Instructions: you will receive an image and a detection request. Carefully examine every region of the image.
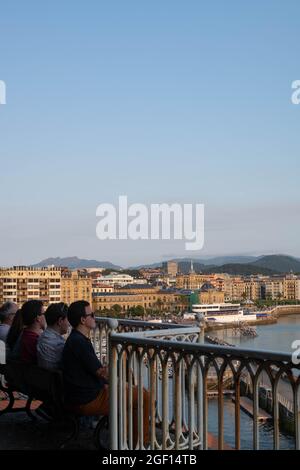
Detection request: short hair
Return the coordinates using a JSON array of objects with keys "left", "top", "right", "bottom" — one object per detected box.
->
[
  {"left": 45, "top": 302, "right": 68, "bottom": 326},
  {"left": 68, "top": 300, "right": 90, "bottom": 328},
  {"left": 21, "top": 300, "right": 44, "bottom": 327},
  {"left": 0, "top": 301, "right": 16, "bottom": 322}
]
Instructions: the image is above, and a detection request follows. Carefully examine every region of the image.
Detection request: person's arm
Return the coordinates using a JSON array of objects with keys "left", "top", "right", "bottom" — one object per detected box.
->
[{"left": 95, "top": 366, "right": 108, "bottom": 380}]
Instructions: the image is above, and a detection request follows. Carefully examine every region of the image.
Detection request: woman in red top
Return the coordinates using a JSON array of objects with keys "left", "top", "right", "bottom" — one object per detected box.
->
[{"left": 20, "top": 300, "right": 46, "bottom": 364}]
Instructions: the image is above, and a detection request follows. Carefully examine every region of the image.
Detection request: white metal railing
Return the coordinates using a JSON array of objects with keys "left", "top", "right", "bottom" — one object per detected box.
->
[{"left": 93, "top": 317, "right": 300, "bottom": 451}]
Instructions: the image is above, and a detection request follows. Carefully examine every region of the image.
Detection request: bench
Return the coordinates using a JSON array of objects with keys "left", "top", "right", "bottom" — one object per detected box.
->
[
  {"left": 0, "top": 358, "right": 109, "bottom": 449},
  {"left": 1, "top": 360, "right": 64, "bottom": 420}
]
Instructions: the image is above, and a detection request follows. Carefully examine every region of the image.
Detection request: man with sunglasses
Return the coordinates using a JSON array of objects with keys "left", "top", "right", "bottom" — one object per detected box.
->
[
  {"left": 37, "top": 302, "right": 69, "bottom": 370},
  {"left": 62, "top": 300, "right": 150, "bottom": 447},
  {"left": 62, "top": 301, "right": 108, "bottom": 414}
]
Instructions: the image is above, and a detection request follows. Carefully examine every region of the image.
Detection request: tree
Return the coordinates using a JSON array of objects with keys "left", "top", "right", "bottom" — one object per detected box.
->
[
  {"left": 111, "top": 304, "right": 122, "bottom": 316},
  {"left": 154, "top": 298, "right": 163, "bottom": 312},
  {"left": 135, "top": 305, "right": 145, "bottom": 318}
]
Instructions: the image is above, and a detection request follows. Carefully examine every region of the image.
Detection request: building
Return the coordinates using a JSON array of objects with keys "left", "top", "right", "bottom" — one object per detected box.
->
[
  {"left": 0, "top": 266, "right": 62, "bottom": 305},
  {"left": 92, "top": 283, "right": 114, "bottom": 294},
  {"left": 95, "top": 273, "right": 135, "bottom": 287},
  {"left": 0, "top": 266, "right": 95, "bottom": 307},
  {"left": 139, "top": 268, "right": 163, "bottom": 281},
  {"left": 93, "top": 292, "right": 145, "bottom": 312},
  {"left": 162, "top": 261, "right": 178, "bottom": 277},
  {"left": 283, "top": 275, "right": 300, "bottom": 301},
  {"left": 199, "top": 288, "right": 225, "bottom": 305},
  {"left": 93, "top": 287, "right": 189, "bottom": 313},
  {"left": 117, "top": 284, "right": 160, "bottom": 294},
  {"left": 243, "top": 279, "right": 263, "bottom": 301},
  {"left": 176, "top": 274, "right": 214, "bottom": 290},
  {"left": 61, "top": 270, "right": 92, "bottom": 305},
  {"left": 264, "top": 277, "right": 284, "bottom": 300}
]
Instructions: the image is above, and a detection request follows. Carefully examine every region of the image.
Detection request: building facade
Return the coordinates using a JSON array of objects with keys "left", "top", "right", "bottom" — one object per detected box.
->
[
  {"left": 61, "top": 270, "right": 92, "bottom": 305},
  {"left": 0, "top": 266, "right": 62, "bottom": 305},
  {"left": 0, "top": 267, "right": 92, "bottom": 307},
  {"left": 162, "top": 261, "right": 178, "bottom": 277}
]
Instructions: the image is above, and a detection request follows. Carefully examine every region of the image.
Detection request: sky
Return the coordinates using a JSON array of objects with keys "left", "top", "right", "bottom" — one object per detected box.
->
[{"left": 0, "top": 1, "right": 300, "bottom": 267}]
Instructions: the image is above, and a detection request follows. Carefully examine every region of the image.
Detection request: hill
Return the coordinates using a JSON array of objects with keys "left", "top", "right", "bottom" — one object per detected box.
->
[
  {"left": 32, "top": 256, "right": 122, "bottom": 270},
  {"left": 201, "top": 263, "right": 278, "bottom": 276},
  {"left": 251, "top": 255, "right": 300, "bottom": 273}
]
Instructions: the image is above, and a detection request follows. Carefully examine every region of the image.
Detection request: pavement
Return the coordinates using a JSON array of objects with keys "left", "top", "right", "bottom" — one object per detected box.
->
[
  {"left": 0, "top": 395, "right": 231, "bottom": 450},
  {"left": 0, "top": 396, "right": 97, "bottom": 450}
]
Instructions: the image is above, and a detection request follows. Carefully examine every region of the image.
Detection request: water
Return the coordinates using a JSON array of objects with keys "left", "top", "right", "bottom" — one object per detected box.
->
[
  {"left": 140, "top": 317, "right": 299, "bottom": 449},
  {"left": 207, "top": 314, "right": 300, "bottom": 450},
  {"left": 208, "top": 398, "right": 295, "bottom": 450},
  {"left": 213, "top": 314, "right": 300, "bottom": 353}
]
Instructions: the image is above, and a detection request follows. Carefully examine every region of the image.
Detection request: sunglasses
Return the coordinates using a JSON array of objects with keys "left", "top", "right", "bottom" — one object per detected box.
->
[{"left": 84, "top": 312, "right": 95, "bottom": 319}]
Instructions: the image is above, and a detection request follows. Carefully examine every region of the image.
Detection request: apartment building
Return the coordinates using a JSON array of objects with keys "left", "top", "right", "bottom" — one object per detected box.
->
[
  {"left": 61, "top": 270, "right": 92, "bottom": 305},
  {"left": 283, "top": 275, "right": 300, "bottom": 301},
  {"left": 0, "top": 266, "right": 62, "bottom": 305},
  {"left": 264, "top": 278, "right": 284, "bottom": 300},
  {"left": 0, "top": 266, "right": 92, "bottom": 306}
]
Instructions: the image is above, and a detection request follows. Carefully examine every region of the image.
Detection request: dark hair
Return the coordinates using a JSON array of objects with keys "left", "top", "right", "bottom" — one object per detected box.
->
[
  {"left": 45, "top": 302, "right": 68, "bottom": 326},
  {"left": 21, "top": 300, "right": 44, "bottom": 327},
  {"left": 6, "top": 309, "right": 23, "bottom": 350},
  {"left": 68, "top": 300, "right": 90, "bottom": 328}
]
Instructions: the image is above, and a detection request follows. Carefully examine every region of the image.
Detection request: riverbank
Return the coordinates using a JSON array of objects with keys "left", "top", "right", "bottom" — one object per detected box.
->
[
  {"left": 204, "top": 305, "right": 300, "bottom": 332},
  {"left": 205, "top": 317, "right": 277, "bottom": 332},
  {"left": 271, "top": 305, "right": 300, "bottom": 316}
]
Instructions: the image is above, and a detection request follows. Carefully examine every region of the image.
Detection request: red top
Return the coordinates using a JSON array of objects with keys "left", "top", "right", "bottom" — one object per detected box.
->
[{"left": 20, "top": 329, "right": 39, "bottom": 364}]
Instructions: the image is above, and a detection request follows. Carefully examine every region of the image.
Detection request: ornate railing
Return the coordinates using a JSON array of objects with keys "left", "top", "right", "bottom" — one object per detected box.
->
[{"left": 94, "top": 317, "right": 300, "bottom": 451}]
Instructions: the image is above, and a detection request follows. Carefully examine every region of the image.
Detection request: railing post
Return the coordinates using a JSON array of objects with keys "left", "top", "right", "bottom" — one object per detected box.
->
[
  {"left": 108, "top": 319, "right": 119, "bottom": 450},
  {"left": 197, "top": 314, "right": 205, "bottom": 449},
  {"left": 293, "top": 383, "right": 300, "bottom": 450}
]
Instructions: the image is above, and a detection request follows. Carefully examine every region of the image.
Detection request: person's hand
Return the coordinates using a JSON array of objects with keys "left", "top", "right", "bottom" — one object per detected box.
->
[{"left": 99, "top": 366, "right": 108, "bottom": 379}]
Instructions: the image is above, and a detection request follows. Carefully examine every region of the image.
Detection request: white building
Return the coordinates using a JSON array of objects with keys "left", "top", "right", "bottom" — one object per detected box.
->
[{"left": 95, "top": 273, "right": 135, "bottom": 287}]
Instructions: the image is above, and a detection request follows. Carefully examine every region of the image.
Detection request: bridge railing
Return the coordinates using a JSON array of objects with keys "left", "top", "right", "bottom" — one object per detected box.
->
[{"left": 94, "top": 317, "right": 300, "bottom": 450}]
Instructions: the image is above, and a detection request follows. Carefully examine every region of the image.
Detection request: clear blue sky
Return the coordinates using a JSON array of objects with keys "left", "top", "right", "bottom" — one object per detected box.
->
[{"left": 0, "top": 1, "right": 299, "bottom": 267}]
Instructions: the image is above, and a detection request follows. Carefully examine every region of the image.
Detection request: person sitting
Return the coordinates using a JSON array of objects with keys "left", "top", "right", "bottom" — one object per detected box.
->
[
  {"left": 6, "top": 308, "right": 24, "bottom": 361},
  {"left": 62, "top": 300, "right": 150, "bottom": 448},
  {"left": 0, "top": 302, "right": 18, "bottom": 342},
  {"left": 62, "top": 301, "right": 108, "bottom": 410},
  {"left": 20, "top": 300, "right": 46, "bottom": 364},
  {"left": 37, "top": 302, "right": 69, "bottom": 370}
]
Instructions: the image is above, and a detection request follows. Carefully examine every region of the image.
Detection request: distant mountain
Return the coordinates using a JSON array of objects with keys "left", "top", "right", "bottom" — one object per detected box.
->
[
  {"left": 32, "top": 257, "right": 122, "bottom": 270},
  {"left": 199, "top": 256, "right": 259, "bottom": 266},
  {"left": 31, "top": 254, "right": 300, "bottom": 275},
  {"left": 130, "top": 262, "right": 163, "bottom": 270},
  {"left": 130, "top": 256, "right": 259, "bottom": 270},
  {"left": 202, "top": 263, "right": 278, "bottom": 276},
  {"left": 251, "top": 255, "right": 300, "bottom": 273}
]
